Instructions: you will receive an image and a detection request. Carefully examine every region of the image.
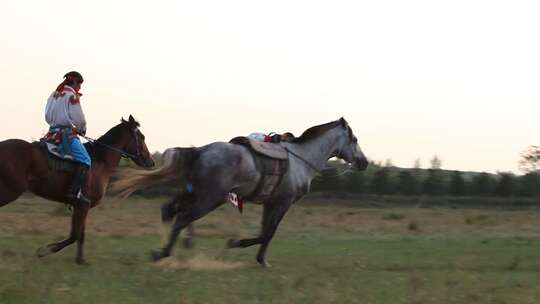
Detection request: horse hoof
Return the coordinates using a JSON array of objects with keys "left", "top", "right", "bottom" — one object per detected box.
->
[
  {"left": 151, "top": 249, "right": 167, "bottom": 262},
  {"left": 36, "top": 246, "right": 53, "bottom": 258},
  {"left": 226, "top": 239, "right": 238, "bottom": 248},
  {"left": 76, "top": 257, "right": 89, "bottom": 265},
  {"left": 75, "top": 257, "right": 90, "bottom": 266},
  {"left": 259, "top": 261, "right": 272, "bottom": 268},
  {"left": 256, "top": 255, "right": 271, "bottom": 268}
]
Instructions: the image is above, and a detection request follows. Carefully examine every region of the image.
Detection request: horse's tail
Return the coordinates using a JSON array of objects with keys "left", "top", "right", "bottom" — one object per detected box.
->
[{"left": 110, "top": 147, "right": 198, "bottom": 198}]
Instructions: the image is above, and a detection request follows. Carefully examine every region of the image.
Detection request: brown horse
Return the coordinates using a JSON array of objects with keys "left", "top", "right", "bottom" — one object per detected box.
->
[{"left": 0, "top": 115, "right": 154, "bottom": 264}]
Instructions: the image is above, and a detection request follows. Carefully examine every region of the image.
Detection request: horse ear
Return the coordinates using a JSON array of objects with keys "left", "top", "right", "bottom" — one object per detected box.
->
[
  {"left": 339, "top": 117, "right": 347, "bottom": 127},
  {"left": 129, "top": 115, "right": 135, "bottom": 123},
  {"left": 121, "top": 117, "right": 127, "bottom": 124}
]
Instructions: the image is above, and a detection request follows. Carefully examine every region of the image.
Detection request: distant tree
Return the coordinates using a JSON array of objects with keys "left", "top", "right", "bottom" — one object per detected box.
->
[
  {"left": 344, "top": 171, "right": 367, "bottom": 193},
  {"left": 449, "top": 171, "right": 466, "bottom": 196},
  {"left": 312, "top": 167, "right": 344, "bottom": 193},
  {"left": 519, "top": 172, "right": 540, "bottom": 197},
  {"left": 422, "top": 155, "right": 445, "bottom": 195},
  {"left": 397, "top": 171, "right": 420, "bottom": 195},
  {"left": 414, "top": 158, "right": 422, "bottom": 170},
  {"left": 385, "top": 158, "right": 394, "bottom": 167},
  {"left": 430, "top": 155, "right": 442, "bottom": 170},
  {"left": 494, "top": 172, "right": 518, "bottom": 197},
  {"left": 519, "top": 146, "right": 540, "bottom": 173},
  {"left": 469, "top": 172, "right": 497, "bottom": 196},
  {"left": 152, "top": 151, "right": 163, "bottom": 165},
  {"left": 370, "top": 167, "right": 393, "bottom": 195}
]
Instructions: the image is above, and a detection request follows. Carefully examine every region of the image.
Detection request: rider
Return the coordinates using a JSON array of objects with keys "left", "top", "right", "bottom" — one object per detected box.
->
[{"left": 44, "top": 71, "right": 91, "bottom": 204}]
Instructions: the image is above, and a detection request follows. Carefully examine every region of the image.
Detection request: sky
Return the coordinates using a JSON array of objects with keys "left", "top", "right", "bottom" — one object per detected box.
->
[{"left": 0, "top": 0, "right": 538, "bottom": 173}]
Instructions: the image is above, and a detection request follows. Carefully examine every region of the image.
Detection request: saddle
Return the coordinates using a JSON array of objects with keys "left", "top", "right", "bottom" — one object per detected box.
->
[
  {"left": 229, "top": 136, "right": 289, "bottom": 202},
  {"left": 33, "top": 141, "right": 78, "bottom": 173},
  {"left": 230, "top": 136, "right": 288, "bottom": 160}
]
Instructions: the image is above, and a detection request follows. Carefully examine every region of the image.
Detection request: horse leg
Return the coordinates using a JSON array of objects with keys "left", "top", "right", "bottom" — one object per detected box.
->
[
  {"left": 227, "top": 199, "right": 292, "bottom": 267},
  {"left": 160, "top": 192, "right": 196, "bottom": 249},
  {"left": 255, "top": 201, "right": 292, "bottom": 267},
  {"left": 152, "top": 194, "right": 223, "bottom": 261},
  {"left": 160, "top": 192, "right": 184, "bottom": 222},
  {"left": 75, "top": 208, "right": 89, "bottom": 265},
  {"left": 182, "top": 223, "right": 195, "bottom": 249},
  {"left": 36, "top": 204, "right": 90, "bottom": 262}
]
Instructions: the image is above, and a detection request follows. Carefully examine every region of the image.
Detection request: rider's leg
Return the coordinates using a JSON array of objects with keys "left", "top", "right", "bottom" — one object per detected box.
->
[{"left": 66, "top": 137, "right": 92, "bottom": 204}]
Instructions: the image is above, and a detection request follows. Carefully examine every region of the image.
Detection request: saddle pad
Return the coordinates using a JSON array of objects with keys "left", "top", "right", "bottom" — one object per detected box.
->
[
  {"left": 248, "top": 140, "right": 288, "bottom": 160},
  {"left": 229, "top": 136, "right": 288, "bottom": 160},
  {"left": 32, "top": 141, "right": 77, "bottom": 172},
  {"left": 45, "top": 142, "right": 75, "bottom": 161}
]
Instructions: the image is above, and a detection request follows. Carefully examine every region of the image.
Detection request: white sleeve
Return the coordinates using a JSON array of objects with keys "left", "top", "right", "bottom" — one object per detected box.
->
[
  {"left": 44, "top": 93, "right": 54, "bottom": 125},
  {"left": 68, "top": 98, "right": 87, "bottom": 133}
]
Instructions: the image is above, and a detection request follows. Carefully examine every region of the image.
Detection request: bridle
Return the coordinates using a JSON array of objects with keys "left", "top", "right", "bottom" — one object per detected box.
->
[
  {"left": 80, "top": 128, "right": 142, "bottom": 162},
  {"left": 285, "top": 125, "right": 358, "bottom": 176}
]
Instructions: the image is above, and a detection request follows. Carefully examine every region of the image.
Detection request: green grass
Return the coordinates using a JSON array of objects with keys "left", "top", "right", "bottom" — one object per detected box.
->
[
  {"left": 2, "top": 235, "right": 540, "bottom": 303},
  {"left": 2, "top": 196, "right": 540, "bottom": 303}
]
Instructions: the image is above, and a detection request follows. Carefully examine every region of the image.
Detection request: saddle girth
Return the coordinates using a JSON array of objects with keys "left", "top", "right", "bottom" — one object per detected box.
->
[{"left": 230, "top": 137, "right": 289, "bottom": 202}]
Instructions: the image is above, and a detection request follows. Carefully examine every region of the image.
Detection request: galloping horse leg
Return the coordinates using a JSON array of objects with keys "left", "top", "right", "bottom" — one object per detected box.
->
[
  {"left": 228, "top": 198, "right": 292, "bottom": 267},
  {"left": 36, "top": 203, "right": 90, "bottom": 263},
  {"left": 160, "top": 192, "right": 184, "bottom": 222},
  {"left": 160, "top": 192, "right": 196, "bottom": 249},
  {"left": 76, "top": 202, "right": 92, "bottom": 264},
  {"left": 152, "top": 194, "right": 223, "bottom": 261},
  {"left": 182, "top": 223, "right": 195, "bottom": 249}
]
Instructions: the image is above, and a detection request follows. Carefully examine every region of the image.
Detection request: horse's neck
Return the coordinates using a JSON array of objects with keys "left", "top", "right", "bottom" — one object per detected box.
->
[
  {"left": 289, "top": 128, "right": 341, "bottom": 172},
  {"left": 90, "top": 137, "right": 126, "bottom": 179}
]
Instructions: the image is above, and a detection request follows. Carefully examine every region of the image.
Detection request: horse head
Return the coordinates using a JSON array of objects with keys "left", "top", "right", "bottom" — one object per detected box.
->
[
  {"left": 120, "top": 115, "right": 155, "bottom": 168},
  {"left": 334, "top": 117, "right": 369, "bottom": 171}
]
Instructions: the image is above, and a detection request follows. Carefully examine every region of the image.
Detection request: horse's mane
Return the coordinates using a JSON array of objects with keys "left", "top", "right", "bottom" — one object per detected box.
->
[{"left": 292, "top": 119, "right": 343, "bottom": 143}]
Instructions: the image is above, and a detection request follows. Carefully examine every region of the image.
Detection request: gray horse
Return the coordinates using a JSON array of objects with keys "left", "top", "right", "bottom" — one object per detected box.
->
[{"left": 112, "top": 118, "right": 368, "bottom": 267}]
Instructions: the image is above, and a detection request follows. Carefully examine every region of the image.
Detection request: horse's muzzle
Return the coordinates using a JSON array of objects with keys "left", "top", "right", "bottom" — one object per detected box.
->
[{"left": 355, "top": 157, "right": 369, "bottom": 171}]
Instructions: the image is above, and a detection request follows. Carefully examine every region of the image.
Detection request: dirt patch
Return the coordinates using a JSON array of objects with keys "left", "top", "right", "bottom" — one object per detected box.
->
[{"left": 153, "top": 254, "right": 246, "bottom": 271}]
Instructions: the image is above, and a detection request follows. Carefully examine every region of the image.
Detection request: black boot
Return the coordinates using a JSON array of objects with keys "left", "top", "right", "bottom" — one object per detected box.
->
[{"left": 67, "top": 165, "right": 91, "bottom": 204}]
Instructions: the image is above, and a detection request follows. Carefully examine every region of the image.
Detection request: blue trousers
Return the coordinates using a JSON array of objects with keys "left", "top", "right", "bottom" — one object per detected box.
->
[{"left": 69, "top": 137, "right": 91, "bottom": 167}]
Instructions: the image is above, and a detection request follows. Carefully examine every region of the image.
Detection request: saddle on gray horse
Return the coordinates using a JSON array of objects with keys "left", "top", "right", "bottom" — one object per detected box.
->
[{"left": 230, "top": 137, "right": 289, "bottom": 202}]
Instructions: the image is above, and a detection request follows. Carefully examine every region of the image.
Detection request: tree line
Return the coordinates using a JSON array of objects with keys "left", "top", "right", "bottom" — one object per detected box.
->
[
  {"left": 313, "top": 147, "right": 540, "bottom": 197},
  {"left": 311, "top": 162, "right": 540, "bottom": 197},
  {"left": 123, "top": 148, "right": 540, "bottom": 198}
]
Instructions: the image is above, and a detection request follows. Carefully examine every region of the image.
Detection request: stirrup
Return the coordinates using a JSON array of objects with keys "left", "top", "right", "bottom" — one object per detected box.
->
[{"left": 67, "top": 190, "right": 91, "bottom": 204}]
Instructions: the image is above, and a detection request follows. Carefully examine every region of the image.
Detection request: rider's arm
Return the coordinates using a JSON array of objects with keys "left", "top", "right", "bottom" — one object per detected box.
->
[
  {"left": 44, "top": 93, "right": 55, "bottom": 125},
  {"left": 68, "top": 95, "right": 87, "bottom": 135}
]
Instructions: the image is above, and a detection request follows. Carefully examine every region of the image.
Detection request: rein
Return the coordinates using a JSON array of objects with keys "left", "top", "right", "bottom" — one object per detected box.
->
[
  {"left": 283, "top": 146, "right": 322, "bottom": 173},
  {"left": 80, "top": 131, "right": 139, "bottom": 160},
  {"left": 284, "top": 146, "right": 354, "bottom": 177}
]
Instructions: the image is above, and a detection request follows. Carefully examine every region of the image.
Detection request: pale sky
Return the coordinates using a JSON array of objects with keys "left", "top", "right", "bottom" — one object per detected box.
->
[{"left": 1, "top": 0, "right": 539, "bottom": 173}]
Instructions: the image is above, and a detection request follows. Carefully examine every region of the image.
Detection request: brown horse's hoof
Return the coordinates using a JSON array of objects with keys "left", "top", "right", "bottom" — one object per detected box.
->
[
  {"left": 36, "top": 246, "right": 54, "bottom": 258},
  {"left": 151, "top": 249, "right": 168, "bottom": 262}
]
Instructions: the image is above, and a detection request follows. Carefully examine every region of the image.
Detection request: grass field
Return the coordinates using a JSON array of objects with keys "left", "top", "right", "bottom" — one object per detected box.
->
[{"left": 1, "top": 195, "right": 540, "bottom": 304}]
